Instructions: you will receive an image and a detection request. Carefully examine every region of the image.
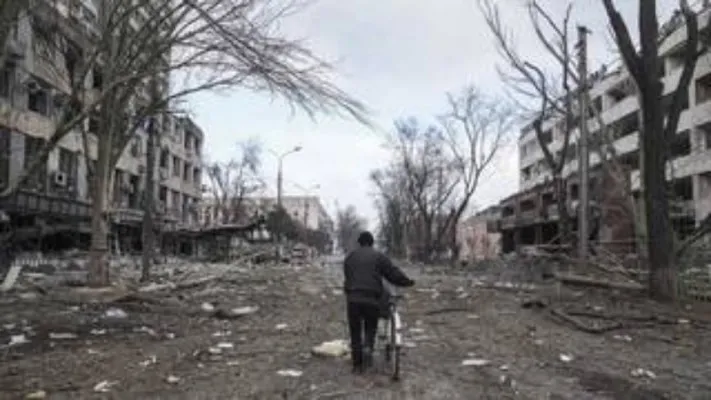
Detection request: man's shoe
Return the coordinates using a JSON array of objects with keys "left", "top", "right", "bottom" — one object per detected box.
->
[
  {"left": 352, "top": 363, "right": 364, "bottom": 374},
  {"left": 362, "top": 348, "right": 373, "bottom": 369}
]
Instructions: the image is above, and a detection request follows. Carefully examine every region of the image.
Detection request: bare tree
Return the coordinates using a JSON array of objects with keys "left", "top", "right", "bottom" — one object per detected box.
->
[
  {"left": 479, "top": 0, "right": 579, "bottom": 249},
  {"left": 438, "top": 85, "right": 513, "bottom": 262},
  {"left": 601, "top": 0, "right": 702, "bottom": 300},
  {"left": 205, "top": 139, "right": 264, "bottom": 225},
  {"left": 1, "top": 0, "right": 370, "bottom": 286},
  {"left": 336, "top": 205, "right": 367, "bottom": 253},
  {"left": 388, "top": 118, "right": 460, "bottom": 262},
  {"left": 371, "top": 164, "right": 415, "bottom": 258}
]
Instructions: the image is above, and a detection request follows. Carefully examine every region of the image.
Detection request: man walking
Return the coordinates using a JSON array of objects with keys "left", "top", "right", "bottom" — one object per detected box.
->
[{"left": 343, "top": 231, "right": 414, "bottom": 373}]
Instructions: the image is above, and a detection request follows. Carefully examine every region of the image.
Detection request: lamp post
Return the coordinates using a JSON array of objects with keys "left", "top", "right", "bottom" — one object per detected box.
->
[
  {"left": 270, "top": 146, "right": 302, "bottom": 210},
  {"left": 269, "top": 146, "right": 302, "bottom": 260}
]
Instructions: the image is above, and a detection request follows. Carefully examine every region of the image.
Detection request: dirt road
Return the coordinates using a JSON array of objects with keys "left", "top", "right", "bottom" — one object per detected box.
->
[{"left": 1, "top": 260, "right": 711, "bottom": 399}]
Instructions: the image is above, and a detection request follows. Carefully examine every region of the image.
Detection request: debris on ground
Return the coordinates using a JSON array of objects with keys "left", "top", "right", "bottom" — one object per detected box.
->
[
  {"left": 277, "top": 369, "right": 303, "bottom": 378},
  {"left": 312, "top": 339, "right": 350, "bottom": 358},
  {"left": 1, "top": 255, "right": 710, "bottom": 399}
]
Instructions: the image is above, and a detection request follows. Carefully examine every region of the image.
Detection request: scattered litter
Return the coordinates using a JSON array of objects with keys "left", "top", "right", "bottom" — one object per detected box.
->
[
  {"left": 135, "top": 326, "right": 157, "bottom": 336},
  {"left": 275, "top": 323, "right": 289, "bottom": 330},
  {"left": 231, "top": 306, "right": 258, "bottom": 316},
  {"left": 49, "top": 332, "right": 78, "bottom": 340},
  {"left": 678, "top": 318, "right": 690, "bottom": 325},
  {"left": 208, "top": 347, "right": 223, "bottom": 355},
  {"left": 533, "top": 339, "right": 544, "bottom": 346},
  {"left": 613, "top": 334, "right": 632, "bottom": 342},
  {"left": 312, "top": 339, "right": 350, "bottom": 357},
  {"left": 461, "top": 358, "right": 490, "bottom": 367},
  {"left": 8, "top": 334, "right": 29, "bottom": 346},
  {"left": 212, "top": 331, "right": 231, "bottom": 337},
  {"left": 559, "top": 354, "right": 574, "bottom": 363},
  {"left": 104, "top": 308, "right": 128, "bottom": 319},
  {"left": 1, "top": 265, "right": 22, "bottom": 292},
  {"left": 93, "top": 380, "right": 118, "bottom": 393},
  {"left": 3, "top": 323, "right": 16, "bottom": 330},
  {"left": 24, "top": 390, "right": 47, "bottom": 399},
  {"left": 87, "top": 349, "right": 100, "bottom": 355},
  {"left": 467, "top": 314, "right": 480, "bottom": 320},
  {"left": 217, "top": 342, "right": 234, "bottom": 349},
  {"left": 410, "top": 328, "right": 425, "bottom": 334},
  {"left": 402, "top": 341, "right": 417, "bottom": 348},
  {"left": 90, "top": 329, "right": 107, "bottom": 336},
  {"left": 201, "top": 302, "right": 216, "bottom": 312},
  {"left": 166, "top": 375, "right": 181, "bottom": 384},
  {"left": 140, "top": 355, "right": 157, "bottom": 367},
  {"left": 500, "top": 364, "right": 510, "bottom": 371},
  {"left": 165, "top": 332, "right": 176, "bottom": 340},
  {"left": 631, "top": 368, "right": 656, "bottom": 379},
  {"left": 227, "top": 360, "right": 240, "bottom": 366},
  {"left": 277, "top": 369, "right": 303, "bottom": 377}
]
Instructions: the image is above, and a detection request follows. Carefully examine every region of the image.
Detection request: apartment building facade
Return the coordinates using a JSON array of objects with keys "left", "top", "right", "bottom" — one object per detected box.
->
[
  {"left": 497, "top": 7, "right": 711, "bottom": 253},
  {"left": 0, "top": 0, "right": 204, "bottom": 251}
]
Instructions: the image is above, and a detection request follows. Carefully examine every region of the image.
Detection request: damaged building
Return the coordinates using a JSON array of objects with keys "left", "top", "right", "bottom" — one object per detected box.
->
[
  {"left": 495, "top": 8, "right": 711, "bottom": 254},
  {"left": 0, "top": 1, "right": 205, "bottom": 256}
]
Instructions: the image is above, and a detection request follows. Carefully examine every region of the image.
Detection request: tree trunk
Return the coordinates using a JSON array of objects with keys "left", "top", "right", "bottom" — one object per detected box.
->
[
  {"left": 554, "top": 175, "right": 572, "bottom": 250},
  {"left": 141, "top": 116, "right": 157, "bottom": 282},
  {"left": 87, "top": 141, "right": 111, "bottom": 287},
  {"left": 641, "top": 81, "right": 676, "bottom": 300},
  {"left": 639, "top": 2, "right": 676, "bottom": 301}
]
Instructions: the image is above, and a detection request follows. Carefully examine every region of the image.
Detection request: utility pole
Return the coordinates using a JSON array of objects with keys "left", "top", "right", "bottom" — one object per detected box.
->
[{"left": 577, "top": 26, "right": 590, "bottom": 260}]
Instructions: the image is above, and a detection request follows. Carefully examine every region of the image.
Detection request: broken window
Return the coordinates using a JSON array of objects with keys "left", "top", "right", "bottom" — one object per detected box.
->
[
  {"left": 0, "top": 129, "right": 9, "bottom": 190},
  {"left": 159, "top": 148, "right": 169, "bottom": 168},
  {"left": 22, "top": 135, "right": 47, "bottom": 191},
  {"left": 696, "top": 73, "right": 711, "bottom": 105},
  {"left": 0, "top": 66, "right": 11, "bottom": 98},
  {"left": 193, "top": 167, "right": 200, "bottom": 184},
  {"left": 27, "top": 79, "right": 51, "bottom": 116},
  {"left": 172, "top": 156, "right": 180, "bottom": 177},
  {"left": 183, "top": 162, "right": 191, "bottom": 182},
  {"left": 159, "top": 185, "right": 167, "bottom": 202},
  {"left": 58, "top": 147, "right": 77, "bottom": 188},
  {"left": 670, "top": 130, "right": 691, "bottom": 158},
  {"left": 92, "top": 67, "right": 103, "bottom": 89}
]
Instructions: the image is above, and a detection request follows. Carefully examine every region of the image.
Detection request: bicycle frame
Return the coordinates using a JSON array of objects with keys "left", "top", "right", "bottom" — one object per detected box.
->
[{"left": 386, "top": 301, "right": 402, "bottom": 347}]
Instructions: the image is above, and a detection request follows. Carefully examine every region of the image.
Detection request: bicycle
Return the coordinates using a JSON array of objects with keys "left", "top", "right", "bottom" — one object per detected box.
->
[{"left": 379, "top": 290, "right": 404, "bottom": 381}]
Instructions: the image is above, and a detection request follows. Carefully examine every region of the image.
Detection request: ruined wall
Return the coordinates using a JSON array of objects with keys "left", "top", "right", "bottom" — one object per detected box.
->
[{"left": 598, "top": 165, "right": 636, "bottom": 255}]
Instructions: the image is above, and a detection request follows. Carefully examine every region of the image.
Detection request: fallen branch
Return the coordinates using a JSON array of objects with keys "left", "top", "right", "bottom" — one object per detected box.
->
[
  {"left": 555, "top": 273, "right": 645, "bottom": 292},
  {"left": 424, "top": 306, "right": 473, "bottom": 316},
  {"left": 548, "top": 307, "right": 622, "bottom": 334}
]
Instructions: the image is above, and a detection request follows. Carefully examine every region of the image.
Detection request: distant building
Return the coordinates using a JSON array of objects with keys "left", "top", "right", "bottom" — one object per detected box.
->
[
  {"left": 199, "top": 195, "right": 334, "bottom": 233},
  {"left": 457, "top": 206, "right": 501, "bottom": 262}
]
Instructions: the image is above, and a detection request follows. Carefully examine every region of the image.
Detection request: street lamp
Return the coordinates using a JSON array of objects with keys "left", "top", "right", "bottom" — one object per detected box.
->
[
  {"left": 268, "top": 146, "right": 302, "bottom": 260},
  {"left": 269, "top": 146, "right": 302, "bottom": 209}
]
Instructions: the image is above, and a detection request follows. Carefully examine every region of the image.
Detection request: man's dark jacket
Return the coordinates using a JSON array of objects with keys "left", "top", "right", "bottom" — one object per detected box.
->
[{"left": 343, "top": 247, "right": 414, "bottom": 307}]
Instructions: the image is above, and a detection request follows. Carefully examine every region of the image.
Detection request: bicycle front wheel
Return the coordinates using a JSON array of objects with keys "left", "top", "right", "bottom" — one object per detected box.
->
[{"left": 389, "top": 311, "right": 401, "bottom": 381}]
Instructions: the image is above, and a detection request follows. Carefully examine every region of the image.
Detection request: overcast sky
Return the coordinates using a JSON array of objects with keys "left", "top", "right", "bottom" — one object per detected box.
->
[{"left": 187, "top": 0, "right": 676, "bottom": 228}]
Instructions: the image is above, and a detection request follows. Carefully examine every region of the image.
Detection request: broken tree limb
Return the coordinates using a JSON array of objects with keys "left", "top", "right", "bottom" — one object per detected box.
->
[
  {"left": 554, "top": 273, "right": 645, "bottom": 292},
  {"left": 548, "top": 307, "right": 623, "bottom": 334},
  {"left": 424, "top": 306, "right": 473, "bottom": 316}
]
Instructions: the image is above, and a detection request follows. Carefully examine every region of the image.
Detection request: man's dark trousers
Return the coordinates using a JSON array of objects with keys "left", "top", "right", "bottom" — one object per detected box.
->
[{"left": 346, "top": 301, "right": 380, "bottom": 369}]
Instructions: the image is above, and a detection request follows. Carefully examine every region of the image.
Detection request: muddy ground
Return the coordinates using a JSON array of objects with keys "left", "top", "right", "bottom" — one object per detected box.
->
[{"left": 1, "top": 259, "right": 711, "bottom": 399}]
